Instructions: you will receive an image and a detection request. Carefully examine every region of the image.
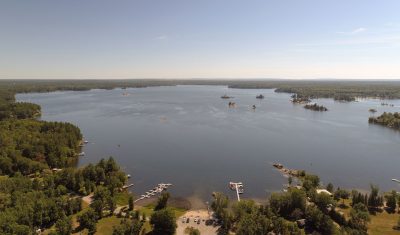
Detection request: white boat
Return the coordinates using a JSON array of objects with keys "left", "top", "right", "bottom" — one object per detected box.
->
[
  {"left": 229, "top": 182, "right": 243, "bottom": 190},
  {"left": 78, "top": 152, "right": 85, "bottom": 156},
  {"left": 238, "top": 185, "right": 244, "bottom": 194},
  {"left": 126, "top": 174, "right": 131, "bottom": 178}
]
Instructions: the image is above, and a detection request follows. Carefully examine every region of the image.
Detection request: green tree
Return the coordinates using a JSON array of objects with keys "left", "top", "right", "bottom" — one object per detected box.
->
[
  {"left": 334, "top": 188, "right": 350, "bottom": 206},
  {"left": 55, "top": 215, "right": 72, "bottom": 235},
  {"left": 326, "top": 183, "right": 334, "bottom": 193},
  {"left": 91, "top": 199, "right": 104, "bottom": 218},
  {"left": 154, "top": 192, "right": 170, "bottom": 211},
  {"left": 368, "top": 184, "right": 382, "bottom": 209},
  {"left": 349, "top": 203, "right": 370, "bottom": 233},
  {"left": 128, "top": 195, "right": 134, "bottom": 211},
  {"left": 211, "top": 192, "right": 229, "bottom": 220},
  {"left": 269, "top": 189, "right": 306, "bottom": 219},
  {"left": 315, "top": 192, "right": 335, "bottom": 212},
  {"left": 305, "top": 205, "right": 335, "bottom": 234},
  {"left": 112, "top": 219, "right": 142, "bottom": 235},
  {"left": 386, "top": 190, "right": 397, "bottom": 213},
  {"left": 77, "top": 208, "right": 98, "bottom": 234},
  {"left": 185, "top": 227, "right": 201, "bottom": 235},
  {"left": 150, "top": 208, "right": 177, "bottom": 235}
]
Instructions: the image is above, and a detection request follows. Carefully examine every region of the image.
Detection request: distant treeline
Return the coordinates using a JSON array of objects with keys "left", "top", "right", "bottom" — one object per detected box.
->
[
  {"left": 228, "top": 80, "right": 400, "bottom": 101},
  {"left": 2, "top": 80, "right": 400, "bottom": 105},
  {"left": 369, "top": 112, "right": 400, "bottom": 130}
]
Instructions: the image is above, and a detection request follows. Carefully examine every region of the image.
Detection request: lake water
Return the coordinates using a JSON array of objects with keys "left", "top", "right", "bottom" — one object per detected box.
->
[{"left": 17, "top": 85, "right": 400, "bottom": 202}]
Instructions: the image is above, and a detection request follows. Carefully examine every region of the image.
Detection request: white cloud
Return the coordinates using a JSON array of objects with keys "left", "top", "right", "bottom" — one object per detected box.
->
[
  {"left": 337, "top": 27, "right": 367, "bottom": 35},
  {"left": 297, "top": 35, "right": 400, "bottom": 47}
]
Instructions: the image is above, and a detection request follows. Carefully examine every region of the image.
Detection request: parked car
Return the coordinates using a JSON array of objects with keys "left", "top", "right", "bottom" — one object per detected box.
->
[{"left": 205, "top": 219, "right": 213, "bottom": 226}]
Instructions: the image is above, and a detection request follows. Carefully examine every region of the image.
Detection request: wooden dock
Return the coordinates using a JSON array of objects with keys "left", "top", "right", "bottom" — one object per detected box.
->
[
  {"left": 229, "top": 182, "right": 244, "bottom": 201},
  {"left": 134, "top": 183, "right": 173, "bottom": 203}
]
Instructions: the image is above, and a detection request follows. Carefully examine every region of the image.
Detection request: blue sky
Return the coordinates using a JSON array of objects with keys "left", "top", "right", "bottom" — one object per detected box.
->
[{"left": 1, "top": 0, "right": 400, "bottom": 79}]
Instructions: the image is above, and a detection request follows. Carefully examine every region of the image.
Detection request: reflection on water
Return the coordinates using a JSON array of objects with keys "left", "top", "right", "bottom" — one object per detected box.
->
[{"left": 17, "top": 85, "right": 400, "bottom": 201}]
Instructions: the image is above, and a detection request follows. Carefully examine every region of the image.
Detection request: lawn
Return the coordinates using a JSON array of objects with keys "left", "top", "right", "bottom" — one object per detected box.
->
[
  {"left": 369, "top": 210, "right": 399, "bottom": 235},
  {"left": 95, "top": 216, "right": 124, "bottom": 235},
  {"left": 335, "top": 198, "right": 400, "bottom": 234},
  {"left": 138, "top": 204, "right": 187, "bottom": 234},
  {"left": 115, "top": 191, "right": 133, "bottom": 206}
]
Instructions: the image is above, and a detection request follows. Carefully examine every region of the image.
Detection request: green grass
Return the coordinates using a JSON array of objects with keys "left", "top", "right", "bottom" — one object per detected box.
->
[
  {"left": 95, "top": 216, "right": 124, "bottom": 235},
  {"left": 369, "top": 211, "right": 399, "bottom": 235},
  {"left": 335, "top": 198, "right": 400, "bottom": 234},
  {"left": 138, "top": 204, "right": 187, "bottom": 234},
  {"left": 114, "top": 191, "right": 132, "bottom": 206},
  {"left": 43, "top": 196, "right": 186, "bottom": 235}
]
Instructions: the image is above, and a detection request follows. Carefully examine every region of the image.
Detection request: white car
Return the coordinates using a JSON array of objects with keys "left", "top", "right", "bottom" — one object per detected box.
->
[{"left": 181, "top": 217, "right": 186, "bottom": 223}]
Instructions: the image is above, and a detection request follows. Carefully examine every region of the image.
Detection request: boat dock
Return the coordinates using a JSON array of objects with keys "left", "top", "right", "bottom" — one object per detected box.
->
[
  {"left": 229, "top": 182, "right": 244, "bottom": 201},
  {"left": 134, "top": 183, "right": 173, "bottom": 203},
  {"left": 122, "top": 183, "right": 134, "bottom": 190}
]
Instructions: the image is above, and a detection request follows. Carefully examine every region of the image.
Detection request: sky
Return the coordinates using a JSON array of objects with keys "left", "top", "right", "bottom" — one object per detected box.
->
[{"left": 1, "top": 0, "right": 400, "bottom": 80}]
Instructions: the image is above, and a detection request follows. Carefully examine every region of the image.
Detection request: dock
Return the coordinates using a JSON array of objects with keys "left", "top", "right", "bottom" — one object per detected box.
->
[
  {"left": 229, "top": 182, "right": 244, "bottom": 201},
  {"left": 122, "top": 183, "right": 134, "bottom": 190},
  {"left": 134, "top": 183, "right": 173, "bottom": 203}
]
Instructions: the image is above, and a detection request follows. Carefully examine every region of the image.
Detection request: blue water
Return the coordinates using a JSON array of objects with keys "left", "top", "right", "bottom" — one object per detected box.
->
[{"left": 17, "top": 85, "right": 400, "bottom": 202}]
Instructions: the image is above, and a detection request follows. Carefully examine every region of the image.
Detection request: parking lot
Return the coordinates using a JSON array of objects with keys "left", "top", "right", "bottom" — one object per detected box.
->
[{"left": 176, "top": 210, "right": 219, "bottom": 235}]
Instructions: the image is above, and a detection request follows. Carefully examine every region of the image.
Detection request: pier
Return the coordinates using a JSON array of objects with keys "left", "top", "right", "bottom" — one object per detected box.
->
[
  {"left": 229, "top": 182, "right": 244, "bottom": 201},
  {"left": 134, "top": 183, "right": 173, "bottom": 203},
  {"left": 122, "top": 183, "right": 134, "bottom": 190}
]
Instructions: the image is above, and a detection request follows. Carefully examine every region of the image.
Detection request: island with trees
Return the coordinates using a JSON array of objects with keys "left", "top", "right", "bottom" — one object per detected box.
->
[
  {"left": 304, "top": 103, "right": 328, "bottom": 112},
  {"left": 291, "top": 95, "right": 311, "bottom": 104},
  {"left": 369, "top": 112, "right": 400, "bottom": 130}
]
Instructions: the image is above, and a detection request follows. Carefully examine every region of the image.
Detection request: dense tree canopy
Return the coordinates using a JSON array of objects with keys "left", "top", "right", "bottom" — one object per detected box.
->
[
  {"left": 369, "top": 112, "right": 400, "bottom": 130},
  {"left": 0, "top": 120, "right": 82, "bottom": 175}
]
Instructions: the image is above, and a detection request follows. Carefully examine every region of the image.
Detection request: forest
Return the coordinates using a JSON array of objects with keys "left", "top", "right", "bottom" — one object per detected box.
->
[
  {"left": 215, "top": 180, "right": 399, "bottom": 235},
  {"left": 0, "top": 81, "right": 128, "bottom": 234}
]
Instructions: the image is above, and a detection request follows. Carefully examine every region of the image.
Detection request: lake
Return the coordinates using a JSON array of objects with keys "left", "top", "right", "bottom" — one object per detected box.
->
[{"left": 17, "top": 85, "right": 400, "bottom": 203}]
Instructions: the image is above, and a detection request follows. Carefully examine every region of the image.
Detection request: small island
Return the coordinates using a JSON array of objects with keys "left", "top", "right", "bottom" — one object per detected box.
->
[
  {"left": 290, "top": 94, "right": 311, "bottom": 104},
  {"left": 369, "top": 108, "right": 377, "bottom": 113},
  {"left": 221, "top": 94, "right": 233, "bottom": 99},
  {"left": 369, "top": 112, "right": 400, "bottom": 130},
  {"left": 304, "top": 103, "right": 328, "bottom": 111}
]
